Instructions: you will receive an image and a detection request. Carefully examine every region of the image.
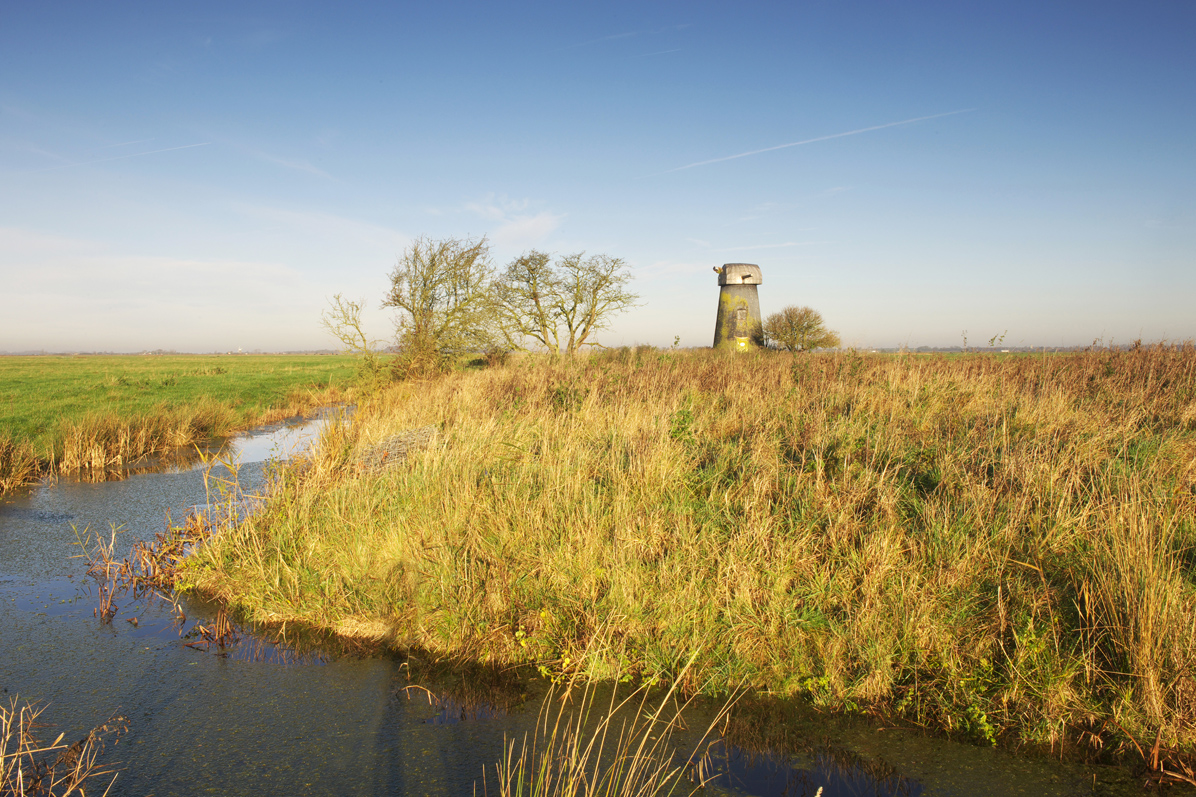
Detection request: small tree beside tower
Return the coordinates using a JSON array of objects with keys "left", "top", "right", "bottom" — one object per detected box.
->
[
  {"left": 710, "top": 263, "right": 839, "bottom": 352},
  {"left": 763, "top": 305, "right": 841, "bottom": 352}
]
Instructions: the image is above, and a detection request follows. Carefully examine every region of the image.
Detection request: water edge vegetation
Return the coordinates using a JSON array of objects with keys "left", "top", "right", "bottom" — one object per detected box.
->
[
  {"left": 0, "top": 354, "right": 359, "bottom": 495},
  {"left": 174, "top": 343, "right": 1196, "bottom": 776},
  {"left": 1, "top": 697, "right": 128, "bottom": 796}
]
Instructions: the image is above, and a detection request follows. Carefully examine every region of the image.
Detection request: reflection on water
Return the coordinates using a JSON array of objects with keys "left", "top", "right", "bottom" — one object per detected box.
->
[
  {"left": 200, "top": 408, "right": 337, "bottom": 467},
  {"left": 399, "top": 687, "right": 506, "bottom": 727},
  {"left": 695, "top": 740, "right": 920, "bottom": 797},
  {"left": 43, "top": 407, "right": 338, "bottom": 485},
  {"left": 0, "top": 507, "right": 77, "bottom": 524},
  {"left": 0, "top": 411, "right": 1158, "bottom": 796}
]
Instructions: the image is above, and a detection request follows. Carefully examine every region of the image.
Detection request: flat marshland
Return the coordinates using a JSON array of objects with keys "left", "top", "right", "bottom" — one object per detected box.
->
[
  {"left": 0, "top": 354, "right": 358, "bottom": 493},
  {"left": 181, "top": 345, "right": 1196, "bottom": 758}
]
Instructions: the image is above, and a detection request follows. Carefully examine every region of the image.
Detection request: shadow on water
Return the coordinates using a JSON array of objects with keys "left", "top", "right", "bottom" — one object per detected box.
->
[
  {"left": 693, "top": 740, "right": 920, "bottom": 797},
  {"left": 398, "top": 683, "right": 510, "bottom": 727},
  {"left": 0, "top": 507, "right": 77, "bottom": 524},
  {"left": 0, "top": 409, "right": 1177, "bottom": 796}
]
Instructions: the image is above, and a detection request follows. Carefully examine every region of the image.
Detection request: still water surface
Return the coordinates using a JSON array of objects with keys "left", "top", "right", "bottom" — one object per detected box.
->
[{"left": 0, "top": 413, "right": 1152, "bottom": 795}]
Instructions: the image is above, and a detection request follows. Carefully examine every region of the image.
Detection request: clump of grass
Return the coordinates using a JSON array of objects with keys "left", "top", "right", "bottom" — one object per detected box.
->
[
  {"left": 55, "top": 399, "right": 238, "bottom": 474},
  {"left": 0, "top": 698, "right": 128, "bottom": 796},
  {"left": 488, "top": 655, "right": 731, "bottom": 797},
  {"left": 492, "top": 689, "right": 689, "bottom": 797},
  {"left": 0, "top": 434, "right": 39, "bottom": 493},
  {"left": 74, "top": 512, "right": 217, "bottom": 626},
  {"left": 181, "top": 343, "right": 1196, "bottom": 763},
  {"left": 74, "top": 524, "right": 125, "bottom": 623},
  {"left": 0, "top": 354, "right": 356, "bottom": 494}
]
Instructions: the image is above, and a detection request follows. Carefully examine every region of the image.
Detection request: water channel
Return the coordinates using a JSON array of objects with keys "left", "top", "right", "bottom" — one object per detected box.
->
[{"left": 0, "top": 413, "right": 1158, "bottom": 795}]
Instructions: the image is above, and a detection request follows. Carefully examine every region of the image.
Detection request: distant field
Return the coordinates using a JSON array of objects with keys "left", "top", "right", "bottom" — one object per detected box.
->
[{"left": 0, "top": 354, "right": 359, "bottom": 491}]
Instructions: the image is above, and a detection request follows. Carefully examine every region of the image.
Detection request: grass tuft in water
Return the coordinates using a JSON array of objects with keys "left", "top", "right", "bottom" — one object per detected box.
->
[
  {"left": 0, "top": 434, "right": 39, "bottom": 494},
  {"left": 0, "top": 698, "right": 128, "bottom": 797}
]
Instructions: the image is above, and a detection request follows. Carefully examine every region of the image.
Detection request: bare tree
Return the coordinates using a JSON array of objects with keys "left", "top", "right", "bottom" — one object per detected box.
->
[
  {"left": 494, "top": 251, "right": 638, "bottom": 356},
  {"left": 383, "top": 236, "right": 496, "bottom": 372},
  {"left": 763, "top": 306, "right": 840, "bottom": 352},
  {"left": 321, "top": 294, "right": 385, "bottom": 385}
]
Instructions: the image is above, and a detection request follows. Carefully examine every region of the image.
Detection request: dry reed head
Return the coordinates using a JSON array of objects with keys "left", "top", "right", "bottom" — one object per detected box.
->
[{"left": 0, "top": 697, "right": 128, "bottom": 797}]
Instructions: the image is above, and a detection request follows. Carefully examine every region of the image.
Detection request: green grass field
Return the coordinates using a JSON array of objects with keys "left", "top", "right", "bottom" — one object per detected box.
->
[{"left": 0, "top": 354, "right": 359, "bottom": 492}]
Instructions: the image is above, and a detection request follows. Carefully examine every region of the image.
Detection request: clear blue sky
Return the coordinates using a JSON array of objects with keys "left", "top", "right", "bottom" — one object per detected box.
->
[{"left": 2, "top": 1, "right": 1192, "bottom": 352}]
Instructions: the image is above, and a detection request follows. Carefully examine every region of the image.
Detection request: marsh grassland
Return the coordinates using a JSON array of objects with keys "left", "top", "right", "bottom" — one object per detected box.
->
[
  {"left": 0, "top": 354, "right": 358, "bottom": 493},
  {"left": 181, "top": 345, "right": 1196, "bottom": 761}
]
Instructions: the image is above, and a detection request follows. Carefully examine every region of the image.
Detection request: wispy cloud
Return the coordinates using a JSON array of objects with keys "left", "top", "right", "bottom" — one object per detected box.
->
[
  {"left": 631, "top": 48, "right": 682, "bottom": 58},
  {"left": 250, "top": 149, "right": 334, "bottom": 179},
  {"left": 0, "top": 225, "right": 325, "bottom": 351},
  {"left": 717, "top": 241, "right": 822, "bottom": 252},
  {"left": 560, "top": 24, "right": 690, "bottom": 53},
  {"left": 736, "top": 201, "right": 782, "bottom": 222},
  {"left": 0, "top": 226, "right": 99, "bottom": 255},
  {"left": 493, "top": 213, "right": 563, "bottom": 248},
  {"left": 15, "top": 144, "right": 72, "bottom": 165},
  {"left": 660, "top": 109, "right": 976, "bottom": 174},
  {"left": 464, "top": 195, "right": 564, "bottom": 249},
  {"left": 314, "top": 128, "right": 340, "bottom": 147},
  {"left": 235, "top": 204, "right": 409, "bottom": 251},
  {"left": 92, "top": 138, "right": 156, "bottom": 151},
  {"left": 558, "top": 30, "right": 642, "bottom": 50},
  {"left": 638, "top": 259, "right": 714, "bottom": 278},
  {"left": 213, "top": 135, "right": 335, "bottom": 179},
  {"left": 598, "top": 30, "right": 640, "bottom": 41},
  {"left": 17, "top": 142, "right": 210, "bottom": 174},
  {"left": 464, "top": 195, "right": 524, "bottom": 222}
]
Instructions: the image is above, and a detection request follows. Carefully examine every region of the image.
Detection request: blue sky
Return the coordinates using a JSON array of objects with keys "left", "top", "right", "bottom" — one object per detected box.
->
[{"left": 2, "top": 1, "right": 1193, "bottom": 352}]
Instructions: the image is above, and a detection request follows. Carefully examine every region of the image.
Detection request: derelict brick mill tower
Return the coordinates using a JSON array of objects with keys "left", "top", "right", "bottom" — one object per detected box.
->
[{"left": 712, "top": 263, "right": 763, "bottom": 349}]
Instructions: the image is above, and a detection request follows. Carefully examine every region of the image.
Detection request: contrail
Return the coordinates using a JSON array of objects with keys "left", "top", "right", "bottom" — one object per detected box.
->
[
  {"left": 664, "top": 109, "right": 975, "bottom": 173},
  {"left": 556, "top": 30, "right": 641, "bottom": 51},
  {"left": 22, "top": 142, "right": 210, "bottom": 173},
  {"left": 92, "top": 138, "right": 156, "bottom": 151}
]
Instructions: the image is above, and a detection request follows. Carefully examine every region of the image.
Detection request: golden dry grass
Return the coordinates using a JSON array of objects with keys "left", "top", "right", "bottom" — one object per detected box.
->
[
  {"left": 181, "top": 344, "right": 1196, "bottom": 756},
  {"left": 1, "top": 698, "right": 127, "bottom": 796}
]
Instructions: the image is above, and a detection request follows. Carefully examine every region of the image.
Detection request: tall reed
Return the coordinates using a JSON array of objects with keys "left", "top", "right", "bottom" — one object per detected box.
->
[
  {"left": 52, "top": 392, "right": 332, "bottom": 475},
  {"left": 0, "top": 698, "right": 127, "bottom": 796},
  {"left": 489, "top": 653, "right": 730, "bottom": 797},
  {"left": 1, "top": 382, "right": 348, "bottom": 494},
  {"left": 181, "top": 344, "right": 1196, "bottom": 757},
  {"left": 0, "top": 435, "right": 39, "bottom": 493}
]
